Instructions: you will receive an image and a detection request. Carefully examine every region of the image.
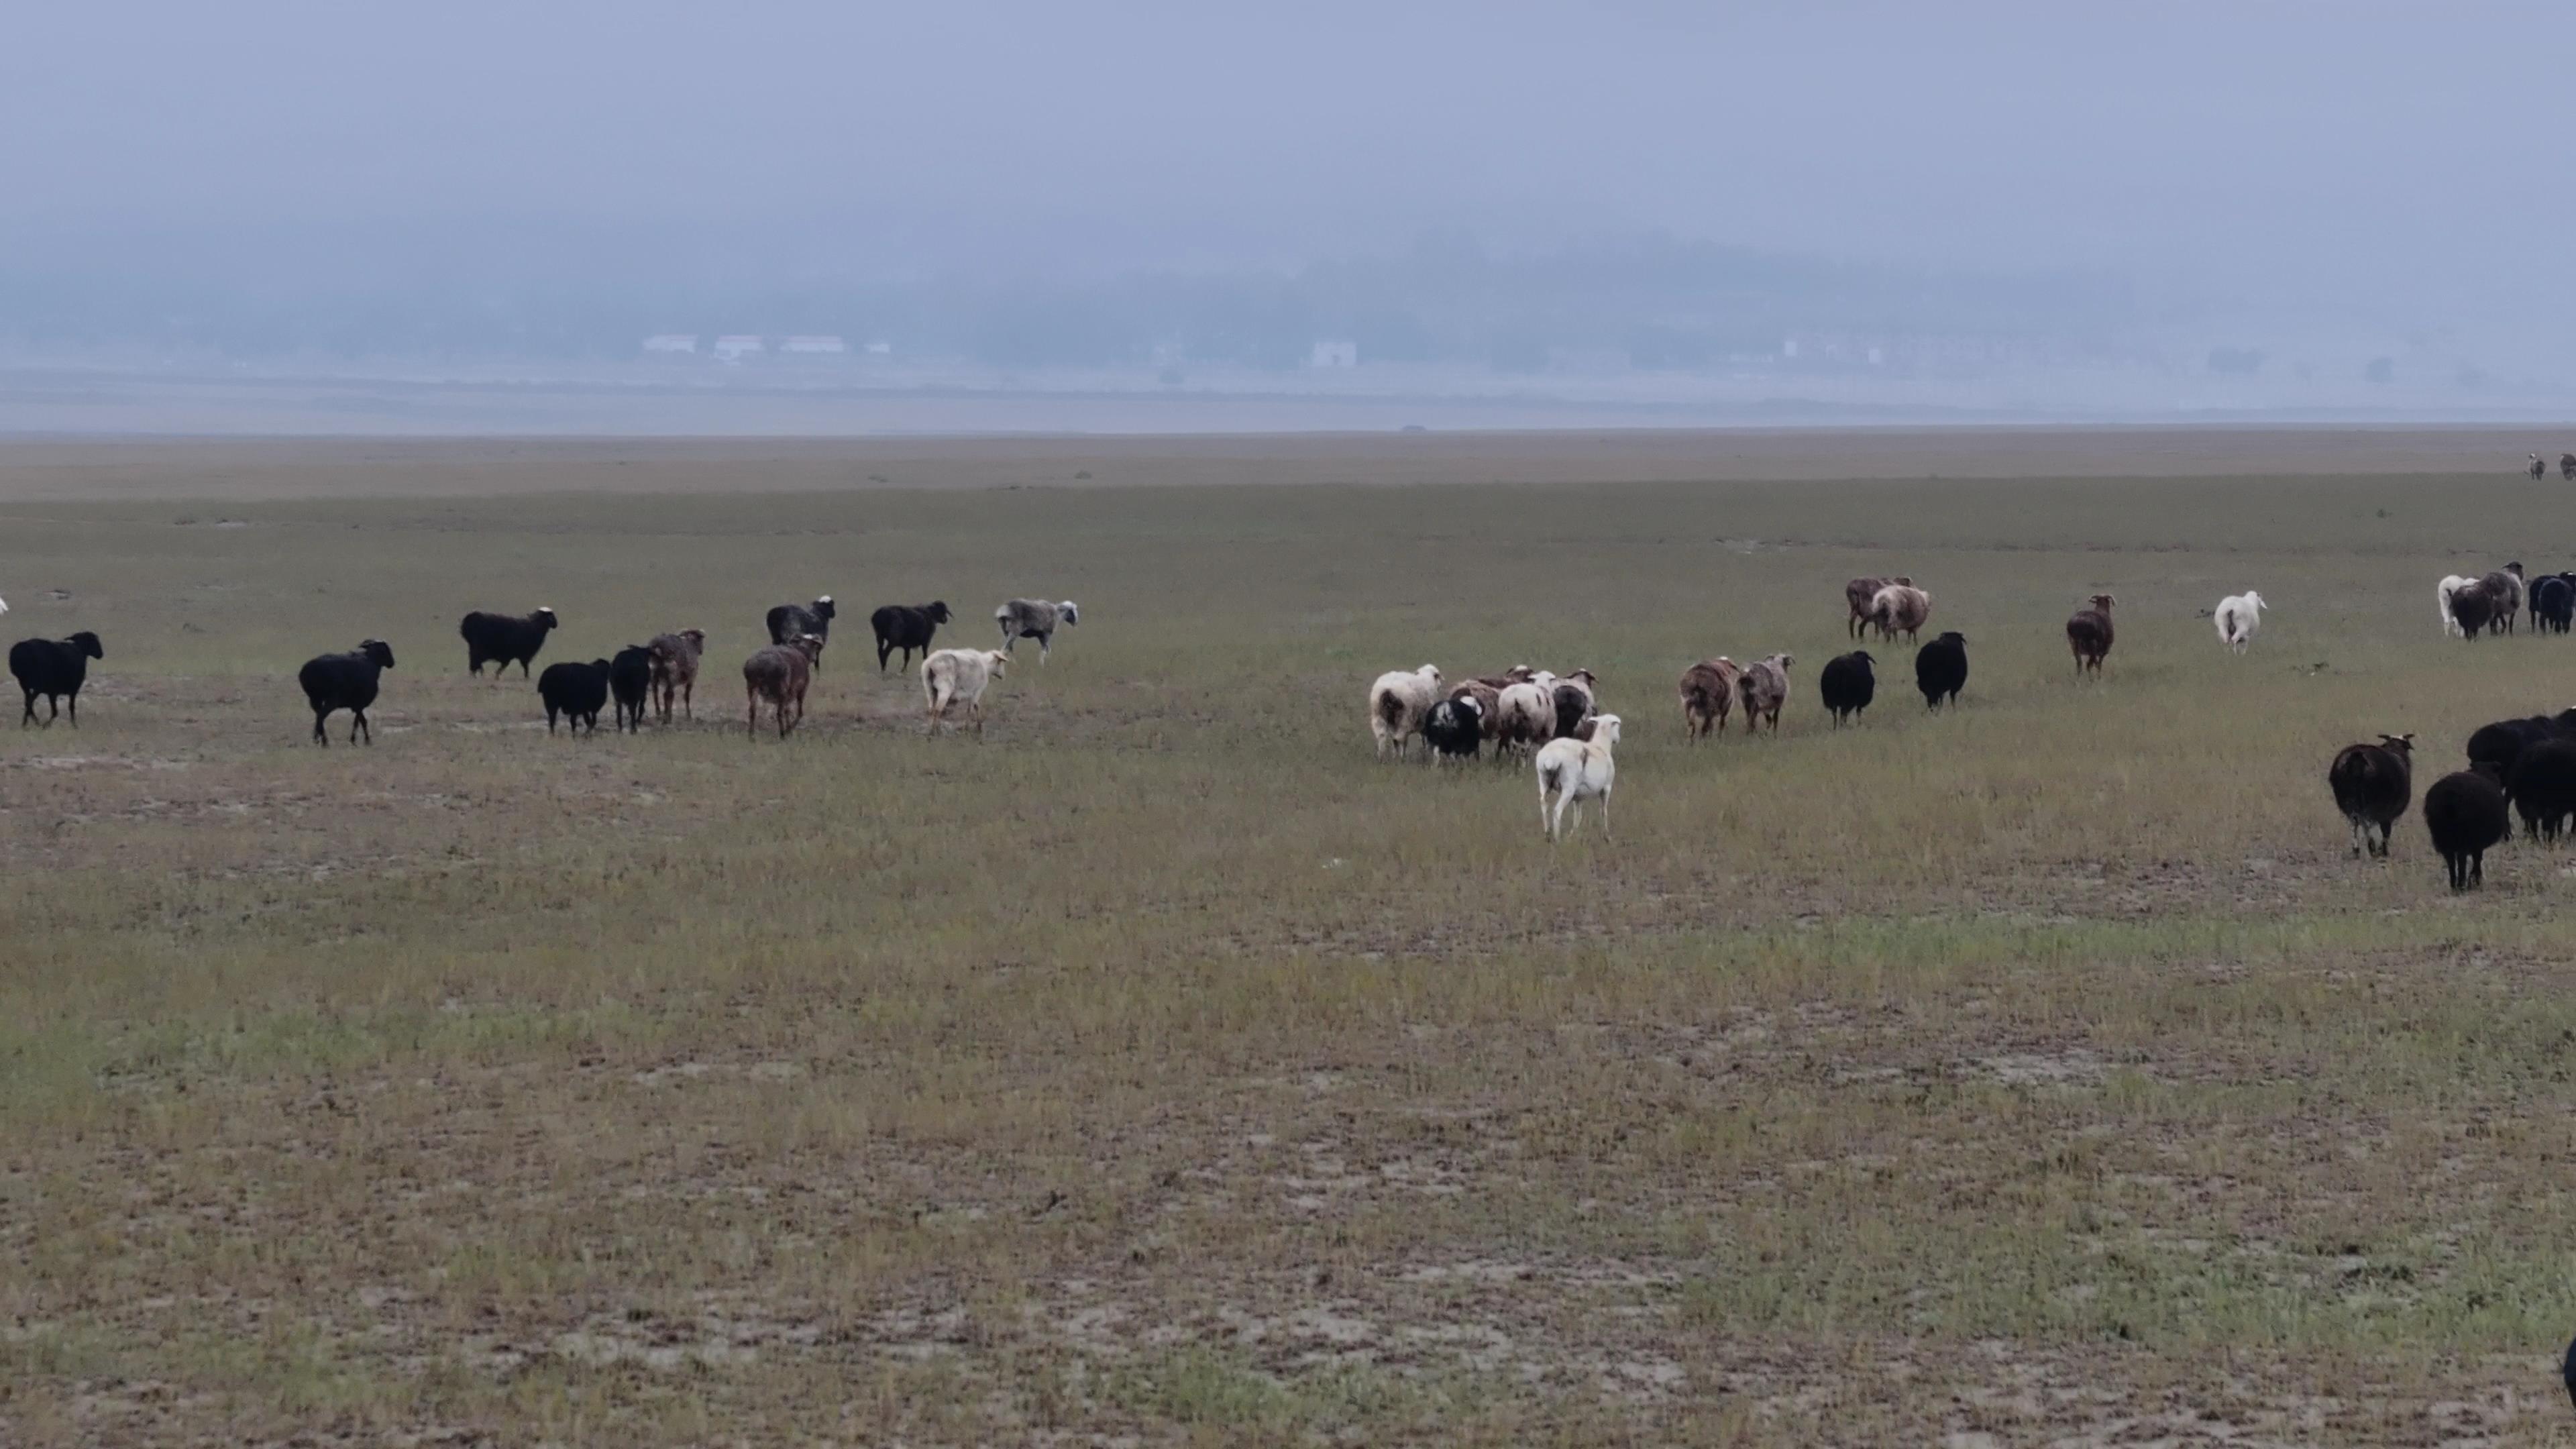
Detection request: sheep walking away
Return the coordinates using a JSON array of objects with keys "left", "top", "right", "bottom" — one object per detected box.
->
[
  {"left": 2214, "top": 591, "right": 2265, "bottom": 653},
  {"left": 995, "top": 598, "right": 1079, "bottom": 663},
  {"left": 1677, "top": 657, "right": 1741, "bottom": 740},
  {"left": 1367, "top": 664, "right": 1444, "bottom": 759},
  {"left": 300, "top": 639, "right": 396, "bottom": 746},
  {"left": 1914, "top": 632, "right": 1968, "bottom": 710},
  {"left": 647, "top": 629, "right": 705, "bottom": 722},
  {"left": 922, "top": 648, "right": 1010, "bottom": 736},
  {"left": 11, "top": 631, "right": 103, "bottom": 727},
  {"left": 2065, "top": 594, "right": 2116, "bottom": 675},
  {"left": 2424, "top": 765, "right": 2510, "bottom": 891},
  {"left": 1819, "top": 651, "right": 1874, "bottom": 725},
  {"left": 1736, "top": 654, "right": 1792, "bottom": 734},
  {"left": 2326, "top": 733, "right": 2413, "bottom": 859},
  {"left": 609, "top": 646, "right": 653, "bottom": 733},
  {"left": 1535, "top": 714, "right": 1621, "bottom": 841},
  {"left": 460, "top": 608, "right": 558, "bottom": 679},
  {"left": 537, "top": 659, "right": 613, "bottom": 737},
  {"left": 744, "top": 635, "right": 822, "bottom": 739},
  {"left": 871, "top": 601, "right": 953, "bottom": 672}
]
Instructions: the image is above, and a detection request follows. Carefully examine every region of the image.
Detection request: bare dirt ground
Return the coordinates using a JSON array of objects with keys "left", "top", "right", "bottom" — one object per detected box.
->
[{"left": 9, "top": 431, "right": 2576, "bottom": 1444}]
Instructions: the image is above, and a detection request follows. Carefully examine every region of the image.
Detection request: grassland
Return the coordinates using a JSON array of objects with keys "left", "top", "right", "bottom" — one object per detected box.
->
[{"left": 9, "top": 432, "right": 2576, "bottom": 1444}]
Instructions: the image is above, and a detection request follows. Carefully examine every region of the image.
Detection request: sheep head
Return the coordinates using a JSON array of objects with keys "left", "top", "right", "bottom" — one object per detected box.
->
[
  {"left": 360, "top": 639, "right": 396, "bottom": 669},
  {"left": 791, "top": 633, "right": 826, "bottom": 661},
  {"left": 1590, "top": 714, "right": 1622, "bottom": 747},
  {"left": 2088, "top": 594, "right": 2116, "bottom": 611},
  {"left": 1059, "top": 602, "right": 1080, "bottom": 624},
  {"left": 2377, "top": 733, "right": 2415, "bottom": 755},
  {"left": 533, "top": 607, "right": 559, "bottom": 630}
]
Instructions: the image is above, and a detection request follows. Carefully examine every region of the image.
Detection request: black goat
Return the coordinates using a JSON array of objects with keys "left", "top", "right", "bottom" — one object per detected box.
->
[
  {"left": 1914, "top": 631, "right": 1968, "bottom": 710},
  {"left": 870, "top": 600, "right": 952, "bottom": 672},
  {"left": 538, "top": 659, "right": 612, "bottom": 737},
  {"left": 11, "top": 631, "right": 103, "bottom": 727},
  {"left": 2424, "top": 765, "right": 2510, "bottom": 891},
  {"left": 460, "top": 608, "right": 558, "bottom": 678},
  {"left": 609, "top": 646, "right": 653, "bottom": 733},
  {"left": 300, "top": 639, "right": 396, "bottom": 746},
  {"left": 1819, "top": 650, "right": 1875, "bottom": 725}
]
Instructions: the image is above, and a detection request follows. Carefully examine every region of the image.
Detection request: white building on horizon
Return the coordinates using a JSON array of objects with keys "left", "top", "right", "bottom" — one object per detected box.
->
[
  {"left": 643, "top": 334, "right": 699, "bottom": 355},
  {"left": 780, "top": 335, "right": 847, "bottom": 356},
  {"left": 712, "top": 335, "right": 764, "bottom": 362}
]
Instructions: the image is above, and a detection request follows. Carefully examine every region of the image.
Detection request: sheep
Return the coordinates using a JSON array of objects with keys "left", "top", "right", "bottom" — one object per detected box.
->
[
  {"left": 609, "top": 645, "right": 653, "bottom": 733},
  {"left": 1867, "top": 584, "right": 1933, "bottom": 644},
  {"left": 995, "top": 598, "right": 1079, "bottom": 663},
  {"left": 1736, "top": 653, "right": 1793, "bottom": 734},
  {"left": 2326, "top": 733, "right": 2413, "bottom": 858},
  {"left": 871, "top": 600, "right": 953, "bottom": 672},
  {"left": 537, "top": 659, "right": 612, "bottom": 737},
  {"left": 1819, "top": 651, "right": 1874, "bottom": 724},
  {"left": 743, "top": 635, "right": 822, "bottom": 739},
  {"left": 2466, "top": 716, "right": 2560, "bottom": 778},
  {"left": 2438, "top": 574, "right": 2477, "bottom": 637},
  {"left": 1915, "top": 632, "right": 1968, "bottom": 710},
  {"left": 2424, "top": 765, "right": 2511, "bottom": 890},
  {"left": 2534, "top": 575, "right": 2576, "bottom": 634},
  {"left": 1472, "top": 665, "right": 1537, "bottom": 690},
  {"left": 2531, "top": 453, "right": 2548, "bottom": 482},
  {"left": 2480, "top": 564, "right": 2526, "bottom": 635},
  {"left": 922, "top": 647, "right": 1011, "bottom": 737},
  {"left": 2509, "top": 738, "right": 2576, "bottom": 842},
  {"left": 1677, "top": 657, "right": 1741, "bottom": 741},
  {"left": 299, "top": 639, "right": 396, "bottom": 746},
  {"left": 10, "top": 631, "right": 103, "bottom": 728},
  {"left": 647, "top": 629, "right": 706, "bottom": 723},
  {"left": 2563, "top": 453, "right": 2576, "bottom": 482},
  {"left": 1549, "top": 667, "right": 1598, "bottom": 739},
  {"left": 765, "top": 596, "right": 838, "bottom": 659},
  {"left": 1493, "top": 674, "right": 1560, "bottom": 757},
  {"left": 2065, "top": 594, "right": 2116, "bottom": 675},
  {"left": 1844, "top": 576, "right": 1909, "bottom": 640},
  {"left": 2214, "top": 591, "right": 2266, "bottom": 653},
  {"left": 1535, "top": 713, "right": 1621, "bottom": 841},
  {"left": 1447, "top": 680, "right": 1506, "bottom": 742},
  {"left": 460, "top": 607, "right": 558, "bottom": 679},
  {"left": 1421, "top": 694, "right": 1485, "bottom": 761},
  {"left": 2449, "top": 580, "right": 2498, "bottom": 639},
  {"left": 1367, "top": 664, "right": 1444, "bottom": 759}
]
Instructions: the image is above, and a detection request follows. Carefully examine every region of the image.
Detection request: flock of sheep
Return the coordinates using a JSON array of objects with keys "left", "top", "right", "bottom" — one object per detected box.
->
[{"left": 8, "top": 594, "right": 1080, "bottom": 743}]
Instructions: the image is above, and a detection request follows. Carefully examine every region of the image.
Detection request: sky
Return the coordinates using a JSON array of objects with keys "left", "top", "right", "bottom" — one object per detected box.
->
[{"left": 7, "top": 1, "right": 2572, "bottom": 381}]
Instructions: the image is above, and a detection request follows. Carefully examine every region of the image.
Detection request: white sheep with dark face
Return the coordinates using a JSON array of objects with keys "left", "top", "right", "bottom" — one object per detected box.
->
[{"left": 996, "top": 598, "right": 1079, "bottom": 663}]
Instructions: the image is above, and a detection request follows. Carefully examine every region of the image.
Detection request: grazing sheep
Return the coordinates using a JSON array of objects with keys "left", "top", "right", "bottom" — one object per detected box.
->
[
  {"left": 2532, "top": 453, "right": 2548, "bottom": 482},
  {"left": 2481, "top": 564, "right": 2526, "bottom": 635},
  {"left": 2467, "top": 716, "right": 2560, "bottom": 778},
  {"left": 2425, "top": 765, "right": 2511, "bottom": 890},
  {"left": 743, "top": 635, "right": 822, "bottom": 739},
  {"left": 1493, "top": 674, "right": 1560, "bottom": 757},
  {"left": 1535, "top": 714, "right": 1622, "bottom": 841},
  {"left": 647, "top": 629, "right": 706, "bottom": 723},
  {"left": 2509, "top": 738, "right": 2576, "bottom": 841},
  {"left": 2326, "top": 733, "right": 2414, "bottom": 858},
  {"left": 10, "top": 631, "right": 103, "bottom": 728},
  {"left": 1737, "top": 653, "right": 1793, "bottom": 734},
  {"left": 299, "top": 639, "right": 396, "bottom": 747},
  {"left": 459, "top": 607, "right": 558, "bottom": 679},
  {"left": 995, "top": 598, "right": 1079, "bottom": 663},
  {"left": 609, "top": 646, "right": 653, "bottom": 733},
  {"left": 870, "top": 600, "right": 953, "bottom": 672},
  {"left": 2535, "top": 575, "right": 2576, "bottom": 634},
  {"left": 1677, "top": 657, "right": 1742, "bottom": 741},
  {"left": 2065, "top": 594, "right": 2116, "bottom": 675},
  {"left": 2438, "top": 574, "right": 2477, "bottom": 637},
  {"left": 2214, "top": 591, "right": 2266, "bottom": 653},
  {"left": 1867, "top": 584, "right": 1933, "bottom": 644},
  {"left": 1549, "top": 667, "right": 1598, "bottom": 739},
  {"left": 1915, "top": 632, "right": 1968, "bottom": 710},
  {"left": 1367, "top": 664, "right": 1445, "bottom": 759},
  {"left": 2449, "top": 580, "right": 2498, "bottom": 639},
  {"left": 1422, "top": 694, "right": 1485, "bottom": 761},
  {"left": 922, "top": 647, "right": 1011, "bottom": 737},
  {"left": 1447, "top": 680, "right": 1505, "bottom": 741},
  {"left": 1845, "top": 576, "right": 1909, "bottom": 639},
  {"left": 537, "top": 659, "right": 612, "bottom": 737},
  {"left": 766, "top": 596, "right": 838, "bottom": 657},
  {"left": 1819, "top": 651, "right": 1875, "bottom": 724}
]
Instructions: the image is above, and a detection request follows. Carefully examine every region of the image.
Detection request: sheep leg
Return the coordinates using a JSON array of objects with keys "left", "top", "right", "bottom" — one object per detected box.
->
[
  {"left": 313, "top": 710, "right": 329, "bottom": 746},
  {"left": 66, "top": 692, "right": 76, "bottom": 727},
  {"left": 353, "top": 710, "right": 370, "bottom": 745},
  {"left": 972, "top": 699, "right": 985, "bottom": 737},
  {"left": 1538, "top": 780, "right": 1554, "bottom": 840},
  {"left": 1599, "top": 791, "right": 1612, "bottom": 838},
  {"left": 683, "top": 683, "right": 693, "bottom": 720},
  {"left": 18, "top": 689, "right": 32, "bottom": 727}
]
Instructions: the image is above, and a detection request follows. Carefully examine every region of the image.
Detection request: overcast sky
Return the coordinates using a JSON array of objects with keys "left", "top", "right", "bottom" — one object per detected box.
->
[{"left": 9, "top": 1, "right": 2571, "bottom": 325}]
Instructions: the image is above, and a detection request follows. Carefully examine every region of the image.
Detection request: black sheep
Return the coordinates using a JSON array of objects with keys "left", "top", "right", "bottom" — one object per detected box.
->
[
  {"left": 2533, "top": 574, "right": 2576, "bottom": 634},
  {"left": 1819, "top": 650, "right": 1875, "bottom": 725},
  {"left": 1914, "top": 631, "right": 1968, "bottom": 710},
  {"left": 869, "top": 601, "right": 953, "bottom": 672},
  {"left": 538, "top": 659, "right": 612, "bottom": 736},
  {"left": 765, "top": 596, "right": 837, "bottom": 662},
  {"left": 1421, "top": 694, "right": 1484, "bottom": 761},
  {"left": 2509, "top": 739, "right": 2576, "bottom": 842},
  {"left": 2465, "top": 716, "right": 2560, "bottom": 777},
  {"left": 460, "top": 607, "right": 559, "bottom": 678},
  {"left": 2450, "top": 582, "right": 2496, "bottom": 639},
  {"left": 299, "top": 639, "right": 396, "bottom": 746},
  {"left": 2326, "top": 733, "right": 2414, "bottom": 859},
  {"left": 2424, "top": 765, "right": 2510, "bottom": 891},
  {"left": 608, "top": 645, "right": 654, "bottom": 733},
  {"left": 10, "top": 631, "right": 103, "bottom": 727}
]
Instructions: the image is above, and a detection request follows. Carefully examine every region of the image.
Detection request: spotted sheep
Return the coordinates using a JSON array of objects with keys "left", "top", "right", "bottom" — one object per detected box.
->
[
  {"left": 743, "top": 635, "right": 823, "bottom": 739},
  {"left": 995, "top": 598, "right": 1079, "bottom": 663},
  {"left": 1367, "top": 664, "right": 1444, "bottom": 759},
  {"left": 1736, "top": 653, "right": 1792, "bottom": 733},
  {"left": 1677, "top": 656, "right": 1741, "bottom": 740}
]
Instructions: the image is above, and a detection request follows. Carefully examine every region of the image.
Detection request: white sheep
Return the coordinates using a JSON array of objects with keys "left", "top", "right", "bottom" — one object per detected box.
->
[
  {"left": 922, "top": 648, "right": 1010, "bottom": 736},
  {"left": 1535, "top": 713, "right": 1621, "bottom": 841},
  {"left": 1367, "top": 664, "right": 1444, "bottom": 759},
  {"left": 2214, "top": 591, "right": 2266, "bottom": 653},
  {"left": 2438, "top": 575, "right": 2475, "bottom": 638}
]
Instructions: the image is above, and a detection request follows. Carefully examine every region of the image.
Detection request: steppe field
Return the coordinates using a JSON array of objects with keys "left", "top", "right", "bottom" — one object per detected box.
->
[{"left": 15, "top": 427, "right": 2576, "bottom": 1446}]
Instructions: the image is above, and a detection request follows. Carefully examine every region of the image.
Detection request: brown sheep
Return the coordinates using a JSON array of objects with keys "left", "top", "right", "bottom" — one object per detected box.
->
[
  {"left": 1868, "top": 584, "right": 1933, "bottom": 644},
  {"left": 2449, "top": 580, "right": 2497, "bottom": 639},
  {"left": 1736, "top": 653, "right": 1793, "bottom": 734},
  {"left": 743, "top": 634, "right": 823, "bottom": 739},
  {"left": 1448, "top": 679, "right": 1506, "bottom": 741},
  {"left": 2479, "top": 564, "right": 2524, "bottom": 635},
  {"left": 2066, "top": 594, "right": 2116, "bottom": 674},
  {"left": 647, "top": 628, "right": 706, "bottom": 723},
  {"left": 1845, "top": 576, "right": 1909, "bottom": 639},
  {"left": 1678, "top": 657, "right": 1741, "bottom": 741}
]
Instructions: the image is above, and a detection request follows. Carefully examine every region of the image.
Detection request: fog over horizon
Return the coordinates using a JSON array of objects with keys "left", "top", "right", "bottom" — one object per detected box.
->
[{"left": 9, "top": 1, "right": 2574, "bottom": 428}]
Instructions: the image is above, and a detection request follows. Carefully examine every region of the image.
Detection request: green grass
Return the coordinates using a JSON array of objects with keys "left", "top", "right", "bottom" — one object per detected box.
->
[{"left": 6, "top": 445, "right": 2576, "bottom": 1444}]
